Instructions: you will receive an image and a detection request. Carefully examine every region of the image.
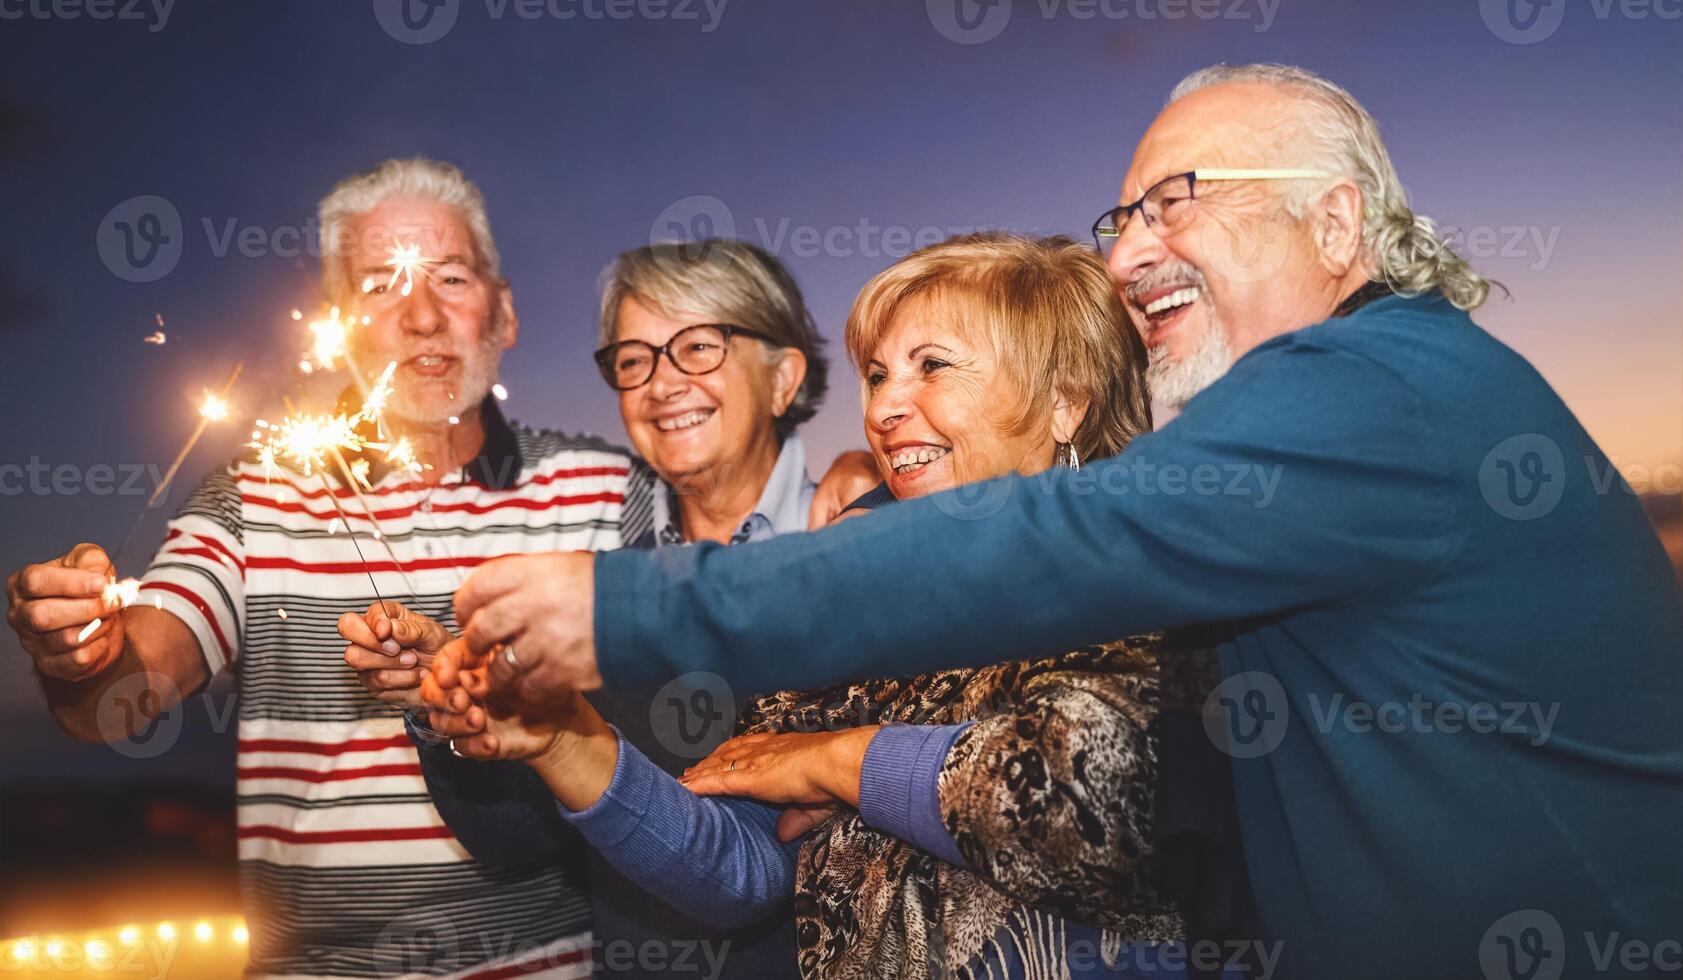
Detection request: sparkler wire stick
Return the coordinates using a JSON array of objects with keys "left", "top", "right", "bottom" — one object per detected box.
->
[
  {"left": 112, "top": 361, "right": 245, "bottom": 569},
  {"left": 315, "top": 469, "right": 395, "bottom": 621},
  {"left": 328, "top": 445, "right": 419, "bottom": 600}
]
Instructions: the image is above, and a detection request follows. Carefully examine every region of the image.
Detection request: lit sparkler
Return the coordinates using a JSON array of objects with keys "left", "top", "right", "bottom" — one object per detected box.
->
[
  {"left": 383, "top": 240, "right": 430, "bottom": 298},
  {"left": 77, "top": 578, "right": 144, "bottom": 645},
  {"left": 111, "top": 362, "right": 245, "bottom": 571},
  {"left": 249, "top": 361, "right": 421, "bottom": 610}
]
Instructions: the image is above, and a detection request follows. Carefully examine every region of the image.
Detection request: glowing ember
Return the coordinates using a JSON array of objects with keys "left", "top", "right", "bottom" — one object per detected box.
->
[
  {"left": 200, "top": 392, "right": 230, "bottom": 421},
  {"left": 250, "top": 362, "right": 408, "bottom": 480},
  {"left": 143, "top": 330, "right": 167, "bottom": 345},
  {"left": 103, "top": 578, "right": 142, "bottom": 609},
  {"left": 383, "top": 241, "right": 431, "bottom": 298},
  {"left": 302, "top": 306, "right": 361, "bottom": 372}
]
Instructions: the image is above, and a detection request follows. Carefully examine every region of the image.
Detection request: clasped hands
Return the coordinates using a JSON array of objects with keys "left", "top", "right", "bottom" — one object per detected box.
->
[{"left": 338, "top": 551, "right": 875, "bottom": 839}]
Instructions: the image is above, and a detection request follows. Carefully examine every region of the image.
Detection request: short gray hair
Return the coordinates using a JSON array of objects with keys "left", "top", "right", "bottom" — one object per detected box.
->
[
  {"left": 317, "top": 158, "right": 501, "bottom": 303},
  {"left": 598, "top": 240, "right": 829, "bottom": 437},
  {"left": 1170, "top": 64, "right": 1494, "bottom": 311}
]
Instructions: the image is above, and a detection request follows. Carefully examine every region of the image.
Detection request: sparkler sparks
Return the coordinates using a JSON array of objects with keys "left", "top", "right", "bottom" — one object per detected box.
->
[
  {"left": 143, "top": 331, "right": 167, "bottom": 345},
  {"left": 103, "top": 578, "right": 142, "bottom": 609},
  {"left": 78, "top": 577, "right": 144, "bottom": 644},
  {"left": 249, "top": 362, "right": 408, "bottom": 480},
  {"left": 299, "top": 307, "right": 370, "bottom": 373},
  {"left": 382, "top": 241, "right": 430, "bottom": 298}
]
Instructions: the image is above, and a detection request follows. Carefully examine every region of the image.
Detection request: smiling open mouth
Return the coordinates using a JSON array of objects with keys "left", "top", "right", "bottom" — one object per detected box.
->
[
  {"left": 656, "top": 408, "right": 715, "bottom": 432},
  {"left": 890, "top": 446, "right": 950, "bottom": 475},
  {"left": 1142, "top": 286, "right": 1200, "bottom": 324}
]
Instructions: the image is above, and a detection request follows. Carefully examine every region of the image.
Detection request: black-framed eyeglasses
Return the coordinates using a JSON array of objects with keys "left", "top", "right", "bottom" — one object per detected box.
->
[
  {"left": 1091, "top": 168, "right": 1328, "bottom": 260},
  {"left": 593, "top": 322, "right": 777, "bottom": 391}
]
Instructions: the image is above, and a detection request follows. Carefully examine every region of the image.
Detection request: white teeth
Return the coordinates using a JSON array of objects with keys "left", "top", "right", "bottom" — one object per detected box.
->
[
  {"left": 1143, "top": 287, "right": 1200, "bottom": 316},
  {"left": 416, "top": 355, "right": 443, "bottom": 367},
  {"left": 656, "top": 409, "right": 714, "bottom": 432},
  {"left": 890, "top": 446, "right": 950, "bottom": 473}
]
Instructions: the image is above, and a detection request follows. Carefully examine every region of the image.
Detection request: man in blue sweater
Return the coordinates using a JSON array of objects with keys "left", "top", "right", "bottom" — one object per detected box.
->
[{"left": 445, "top": 65, "right": 1683, "bottom": 978}]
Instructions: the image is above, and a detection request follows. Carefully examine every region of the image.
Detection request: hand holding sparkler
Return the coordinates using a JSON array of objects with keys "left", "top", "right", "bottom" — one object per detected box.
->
[
  {"left": 339, "top": 601, "right": 453, "bottom": 709},
  {"left": 4, "top": 544, "right": 132, "bottom": 682}
]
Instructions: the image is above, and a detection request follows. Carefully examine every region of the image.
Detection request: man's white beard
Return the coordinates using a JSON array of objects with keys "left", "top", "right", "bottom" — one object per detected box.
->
[
  {"left": 366, "top": 333, "right": 504, "bottom": 429},
  {"left": 1147, "top": 320, "right": 1235, "bottom": 409}
]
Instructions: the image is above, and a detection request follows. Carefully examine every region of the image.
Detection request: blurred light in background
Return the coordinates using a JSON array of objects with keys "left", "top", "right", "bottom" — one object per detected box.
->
[{"left": 3, "top": 916, "right": 247, "bottom": 978}]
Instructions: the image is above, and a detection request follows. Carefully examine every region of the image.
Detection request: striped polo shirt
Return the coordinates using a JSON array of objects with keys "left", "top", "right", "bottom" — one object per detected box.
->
[{"left": 140, "top": 398, "right": 652, "bottom": 979}]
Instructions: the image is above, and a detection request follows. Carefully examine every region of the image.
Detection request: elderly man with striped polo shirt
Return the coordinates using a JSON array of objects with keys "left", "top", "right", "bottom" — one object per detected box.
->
[{"left": 3, "top": 158, "right": 650, "bottom": 978}]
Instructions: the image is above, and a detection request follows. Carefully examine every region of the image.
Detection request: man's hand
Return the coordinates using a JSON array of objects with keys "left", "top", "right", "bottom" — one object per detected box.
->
[
  {"left": 453, "top": 552, "right": 600, "bottom": 710},
  {"left": 810, "top": 450, "right": 880, "bottom": 530},
  {"left": 6, "top": 543, "right": 127, "bottom": 682},
  {"left": 340, "top": 601, "right": 452, "bottom": 708}
]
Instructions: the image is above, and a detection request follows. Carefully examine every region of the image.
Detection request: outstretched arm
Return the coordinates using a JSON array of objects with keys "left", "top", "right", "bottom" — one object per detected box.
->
[
  {"left": 588, "top": 342, "right": 1456, "bottom": 694},
  {"left": 8, "top": 543, "right": 210, "bottom": 745}
]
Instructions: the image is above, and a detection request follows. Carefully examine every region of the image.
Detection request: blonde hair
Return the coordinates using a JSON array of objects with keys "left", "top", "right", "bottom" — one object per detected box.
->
[
  {"left": 317, "top": 157, "right": 500, "bottom": 303},
  {"left": 844, "top": 233, "right": 1151, "bottom": 463},
  {"left": 1170, "top": 63, "right": 1496, "bottom": 311},
  {"left": 598, "top": 239, "right": 829, "bottom": 437}
]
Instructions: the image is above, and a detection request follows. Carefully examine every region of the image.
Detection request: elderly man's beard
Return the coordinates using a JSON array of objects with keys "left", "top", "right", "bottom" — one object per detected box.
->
[
  {"left": 1128, "top": 262, "right": 1236, "bottom": 409},
  {"left": 374, "top": 328, "right": 508, "bottom": 430},
  {"left": 1147, "top": 320, "right": 1234, "bottom": 409}
]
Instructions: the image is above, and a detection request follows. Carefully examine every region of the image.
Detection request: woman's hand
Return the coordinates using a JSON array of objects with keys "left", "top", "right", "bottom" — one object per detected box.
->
[
  {"left": 340, "top": 601, "right": 452, "bottom": 708},
  {"left": 680, "top": 727, "right": 880, "bottom": 808},
  {"left": 421, "top": 638, "right": 620, "bottom": 810}
]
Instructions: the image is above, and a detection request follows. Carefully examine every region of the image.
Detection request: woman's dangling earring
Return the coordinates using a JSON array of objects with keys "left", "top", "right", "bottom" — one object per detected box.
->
[{"left": 1058, "top": 442, "right": 1081, "bottom": 472}]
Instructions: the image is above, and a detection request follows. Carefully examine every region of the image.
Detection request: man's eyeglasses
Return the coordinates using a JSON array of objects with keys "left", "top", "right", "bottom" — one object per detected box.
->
[
  {"left": 593, "top": 322, "right": 777, "bottom": 391},
  {"left": 1091, "top": 168, "right": 1329, "bottom": 260}
]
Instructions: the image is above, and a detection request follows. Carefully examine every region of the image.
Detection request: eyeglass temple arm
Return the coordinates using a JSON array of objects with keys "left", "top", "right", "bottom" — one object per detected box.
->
[{"left": 1191, "top": 168, "right": 1330, "bottom": 180}]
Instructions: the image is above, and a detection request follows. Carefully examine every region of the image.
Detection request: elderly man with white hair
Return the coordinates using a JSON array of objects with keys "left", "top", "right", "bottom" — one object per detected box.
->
[
  {"left": 5, "top": 156, "right": 876, "bottom": 978},
  {"left": 436, "top": 66, "right": 1683, "bottom": 978}
]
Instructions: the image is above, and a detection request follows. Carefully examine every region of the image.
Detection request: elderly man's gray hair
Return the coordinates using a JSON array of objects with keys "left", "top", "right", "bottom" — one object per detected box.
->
[
  {"left": 1171, "top": 64, "right": 1493, "bottom": 311},
  {"left": 317, "top": 157, "right": 501, "bottom": 303}
]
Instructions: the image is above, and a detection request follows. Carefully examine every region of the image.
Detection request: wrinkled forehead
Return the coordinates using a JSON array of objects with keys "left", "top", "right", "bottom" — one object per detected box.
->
[{"left": 1120, "top": 83, "right": 1308, "bottom": 202}]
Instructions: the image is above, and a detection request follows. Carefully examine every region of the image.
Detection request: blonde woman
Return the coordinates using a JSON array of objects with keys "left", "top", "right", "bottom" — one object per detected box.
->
[{"left": 418, "top": 234, "right": 1234, "bottom": 979}]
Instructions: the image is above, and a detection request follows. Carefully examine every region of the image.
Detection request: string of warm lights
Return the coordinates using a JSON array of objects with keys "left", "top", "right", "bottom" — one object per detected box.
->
[{"left": 5, "top": 916, "right": 249, "bottom": 971}]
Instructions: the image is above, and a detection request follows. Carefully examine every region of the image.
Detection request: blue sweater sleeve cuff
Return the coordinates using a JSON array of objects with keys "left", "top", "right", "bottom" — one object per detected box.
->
[
  {"left": 557, "top": 727, "right": 648, "bottom": 832},
  {"left": 859, "top": 722, "right": 972, "bottom": 869}
]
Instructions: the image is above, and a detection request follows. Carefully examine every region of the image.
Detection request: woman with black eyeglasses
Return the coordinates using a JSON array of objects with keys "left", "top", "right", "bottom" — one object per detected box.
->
[
  {"left": 592, "top": 240, "right": 830, "bottom": 549},
  {"left": 339, "top": 239, "right": 854, "bottom": 979}
]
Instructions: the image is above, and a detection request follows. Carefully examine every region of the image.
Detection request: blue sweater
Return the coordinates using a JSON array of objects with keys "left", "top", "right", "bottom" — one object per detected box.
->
[{"left": 595, "top": 292, "right": 1683, "bottom": 979}]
